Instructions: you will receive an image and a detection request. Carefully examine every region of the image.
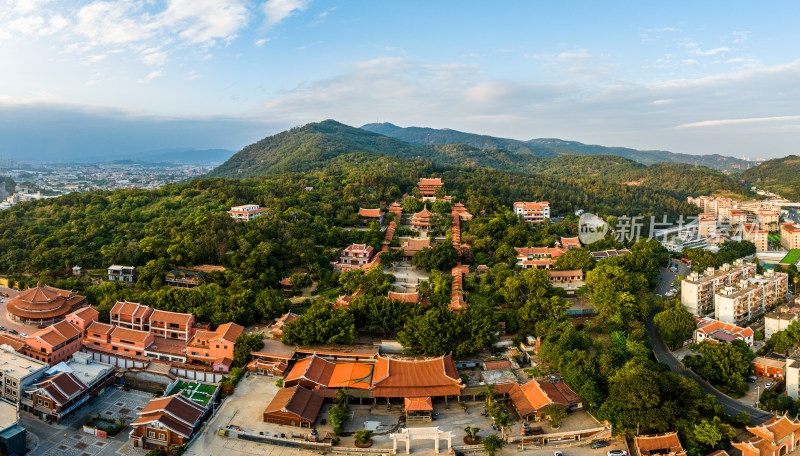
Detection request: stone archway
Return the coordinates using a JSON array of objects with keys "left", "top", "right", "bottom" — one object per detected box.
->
[{"left": 390, "top": 427, "right": 455, "bottom": 454}]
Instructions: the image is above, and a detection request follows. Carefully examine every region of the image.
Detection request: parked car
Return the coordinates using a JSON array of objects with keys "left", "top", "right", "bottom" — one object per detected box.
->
[
  {"left": 8, "top": 329, "right": 18, "bottom": 335},
  {"left": 0, "top": 326, "right": 5, "bottom": 331},
  {"left": 608, "top": 451, "right": 628, "bottom": 456},
  {"left": 766, "top": 382, "right": 774, "bottom": 388},
  {"left": 555, "top": 451, "right": 564, "bottom": 456},
  {"left": 746, "top": 376, "right": 757, "bottom": 383},
  {"left": 19, "top": 333, "right": 26, "bottom": 338},
  {"left": 591, "top": 441, "right": 610, "bottom": 449}
]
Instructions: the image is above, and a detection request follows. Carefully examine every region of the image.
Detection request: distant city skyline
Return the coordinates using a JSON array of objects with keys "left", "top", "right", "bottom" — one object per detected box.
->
[{"left": 1, "top": 1, "right": 799, "bottom": 159}]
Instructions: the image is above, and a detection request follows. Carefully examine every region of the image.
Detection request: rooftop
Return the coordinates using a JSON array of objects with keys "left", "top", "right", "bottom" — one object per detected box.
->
[
  {"left": 0, "top": 401, "right": 17, "bottom": 431},
  {"left": 0, "top": 346, "right": 47, "bottom": 379},
  {"left": 165, "top": 380, "right": 219, "bottom": 407},
  {"left": 45, "top": 352, "right": 113, "bottom": 387}
]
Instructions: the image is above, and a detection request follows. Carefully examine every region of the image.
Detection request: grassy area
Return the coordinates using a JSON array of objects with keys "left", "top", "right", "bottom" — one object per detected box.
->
[
  {"left": 467, "top": 293, "right": 491, "bottom": 307},
  {"left": 166, "top": 380, "right": 218, "bottom": 407},
  {"left": 318, "top": 287, "right": 342, "bottom": 299},
  {"left": 769, "top": 234, "right": 781, "bottom": 243},
  {"left": 780, "top": 249, "right": 800, "bottom": 265}
]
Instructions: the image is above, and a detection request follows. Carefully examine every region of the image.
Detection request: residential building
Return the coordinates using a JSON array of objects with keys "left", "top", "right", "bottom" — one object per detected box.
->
[
  {"left": 693, "top": 317, "right": 754, "bottom": 346},
  {"left": 262, "top": 385, "right": 324, "bottom": 427},
  {"left": 509, "top": 378, "right": 582, "bottom": 421},
  {"left": 781, "top": 223, "right": 800, "bottom": 251},
  {"left": 740, "top": 222, "right": 768, "bottom": 252},
  {"left": 634, "top": 432, "right": 687, "bottom": 456},
  {"left": 411, "top": 206, "right": 433, "bottom": 230},
  {"left": 130, "top": 394, "right": 207, "bottom": 450},
  {"left": 185, "top": 323, "right": 243, "bottom": 370},
  {"left": 22, "top": 320, "right": 83, "bottom": 365},
  {"left": 358, "top": 208, "right": 384, "bottom": 224},
  {"left": 65, "top": 307, "right": 99, "bottom": 333},
  {"left": 85, "top": 324, "right": 154, "bottom": 357},
  {"left": 333, "top": 244, "right": 375, "bottom": 271},
  {"left": 269, "top": 312, "right": 300, "bottom": 339},
  {"left": 732, "top": 415, "right": 800, "bottom": 456},
  {"left": 418, "top": 178, "right": 443, "bottom": 197},
  {"left": 698, "top": 214, "right": 717, "bottom": 237},
  {"left": 0, "top": 401, "right": 25, "bottom": 456},
  {"left": 107, "top": 265, "right": 136, "bottom": 283},
  {"left": 5, "top": 283, "right": 86, "bottom": 326},
  {"left": 513, "top": 202, "right": 550, "bottom": 224},
  {"left": 758, "top": 210, "right": 781, "bottom": 231},
  {"left": 546, "top": 270, "right": 585, "bottom": 292},
  {"left": 110, "top": 301, "right": 153, "bottom": 331},
  {"left": 227, "top": 204, "right": 267, "bottom": 222},
  {"left": 765, "top": 306, "right": 800, "bottom": 340},
  {"left": 515, "top": 247, "right": 565, "bottom": 269},
  {"left": 247, "top": 340, "right": 296, "bottom": 376},
  {"left": 753, "top": 357, "right": 785, "bottom": 380},
  {"left": 22, "top": 352, "right": 114, "bottom": 423},
  {"left": 559, "top": 237, "right": 581, "bottom": 250},
  {"left": 0, "top": 347, "right": 48, "bottom": 404},
  {"left": 715, "top": 270, "right": 789, "bottom": 324},
  {"left": 149, "top": 310, "right": 196, "bottom": 341},
  {"left": 165, "top": 269, "right": 205, "bottom": 288},
  {"left": 590, "top": 249, "right": 631, "bottom": 260},
  {"left": 680, "top": 259, "right": 757, "bottom": 315}
]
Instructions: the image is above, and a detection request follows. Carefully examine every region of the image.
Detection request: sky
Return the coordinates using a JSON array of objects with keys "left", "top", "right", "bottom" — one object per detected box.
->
[{"left": 1, "top": 0, "right": 800, "bottom": 160}]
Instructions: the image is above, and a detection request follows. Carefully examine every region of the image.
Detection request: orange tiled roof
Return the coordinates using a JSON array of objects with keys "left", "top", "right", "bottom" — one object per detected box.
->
[
  {"left": 87, "top": 321, "right": 115, "bottom": 335},
  {"left": 635, "top": 432, "right": 687, "bottom": 456},
  {"left": 263, "top": 385, "right": 323, "bottom": 423},
  {"left": 404, "top": 397, "right": 433, "bottom": 411},
  {"left": 388, "top": 292, "right": 420, "bottom": 303},
  {"left": 509, "top": 379, "right": 582, "bottom": 417},
  {"left": 371, "top": 354, "right": 462, "bottom": 398},
  {"left": 6, "top": 284, "right": 84, "bottom": 320},
  {"left": 695, "top": 316, "right": 754, "bottom": 339},
  {"left": 0, "top": 334, "right": 27, "bottom": 351},
  {"left": 149, "top": 309, "right": 193, "bottom": 326},
  {"left": 111, "top": 326, "right": 152, "bottom": 344},
  {"left": 111, "top": 301, "right": 153, "bottom": 320},
  {"left": 418, "top": 178, "right": 443, "bottom": 186},
  {"left": 68, "top": 306, "right": 99, "bottom": 321},
  {"left": 359, "top": 208, "right": 383, "bottom": 218}
]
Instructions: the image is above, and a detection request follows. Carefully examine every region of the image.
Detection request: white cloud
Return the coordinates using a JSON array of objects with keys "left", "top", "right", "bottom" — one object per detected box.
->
[
  {"left": 184, "top": 71, "right": 200, "bottom": 80},
  {"left": 75, "top": 1, "right": 156, "bottom": 45},
  {"left": 138, "top": 70, "right": 162, "bottom": 83},
  {"left": 693, "top": 47, "right": 731, "bottom": 56},
  {"left": 261, "top": 0, "right": 311, "bottom": 28},
  {"left": 157, "top": 0, "right": 249, "bottom": 45},
  {"left": 675, "top": 115, "right": 800, "bottom": 129},
  {"left": 732, "top": 31, "right": 750, "bottom": 43},
  {"left": 255, "top": 38, "right": 270, "bottom": 47},
  {"left": 141, "top": 48, "right": 168, "bottom": 66}
]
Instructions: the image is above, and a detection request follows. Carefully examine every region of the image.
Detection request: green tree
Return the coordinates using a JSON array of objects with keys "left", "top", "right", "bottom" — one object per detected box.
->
[
  {"left": 654, "top": 306, "right": 696, "bottom": 350},
  {"left": 412, "top": 242, "right": 459, "bottom": 272},
  {"left": 354, "top": 430, "right": 373, "bottom": 445},
  {"left": 553, "top": 248, "right": 595, "bottom": 271},
  {"left": 289, "top": 273, "right": 311, "bottom": 289},
  {"left": 232, "top": 333, "right": 264, "bottom": 368},
  {"left": 482, "top": 434, "right": 505, "bottom": 456},
  {"left": 543, "top": 405, "right": 567, "bottom": 428},
  {"left": 693, "top": 419, "right": 722, "bottom": 447},
  {"left": 281, "top": 301, "right": 356, "bottom": 345}
]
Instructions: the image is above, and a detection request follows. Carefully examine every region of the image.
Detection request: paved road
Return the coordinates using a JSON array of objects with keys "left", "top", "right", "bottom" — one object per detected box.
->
[{"left": 649, "top": 264, "right": 775, "bottom": 424}]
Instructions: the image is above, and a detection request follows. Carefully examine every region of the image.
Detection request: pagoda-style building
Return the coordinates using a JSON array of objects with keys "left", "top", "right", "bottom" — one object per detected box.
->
[
  {"left": 411, "top": 206, "right": 432, "bottom": 230},
  {"left": 6, "top": 283, "right": 87, "bottom": 325}
]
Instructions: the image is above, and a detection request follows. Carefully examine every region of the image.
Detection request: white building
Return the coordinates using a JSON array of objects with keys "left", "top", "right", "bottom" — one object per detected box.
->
[
  {"left": 513, "top": 202, "right": 550, "bottom": 224},
  {"left": 714, "top": 270, "right": 789, "bottom": 325},
  {"left": 681, "top": 259, "right": 756, "bottom": 316},
  {"left": 227, "top": 204, "right": 267, "bottom": 222},
  {"left": 764, "top": 306, "right": 800, "bottom": 340}
]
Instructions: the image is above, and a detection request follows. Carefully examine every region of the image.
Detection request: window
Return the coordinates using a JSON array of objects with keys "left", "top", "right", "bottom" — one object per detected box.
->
[
  {"left": 148, "top": 431, "right": 155, "bottom": 438},
  {"left": 37, "top": 399, "right": 42, "bottom": 405}
]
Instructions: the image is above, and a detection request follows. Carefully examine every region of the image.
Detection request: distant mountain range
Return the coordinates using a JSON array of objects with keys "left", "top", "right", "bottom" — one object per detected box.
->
[
  {"left": 136, "top": 148, "right": 235, "bottom": 164},
  {"left": 361, "top": 122, "right": 751, "bottom": 171},
  {"left": 208, "top": 120, "right": 752, "bottom": 198}
]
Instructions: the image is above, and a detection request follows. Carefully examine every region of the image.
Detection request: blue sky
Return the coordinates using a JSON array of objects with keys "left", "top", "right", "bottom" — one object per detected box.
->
[{"left": 1, "top": 0, "right": 800, "bottom": 160}]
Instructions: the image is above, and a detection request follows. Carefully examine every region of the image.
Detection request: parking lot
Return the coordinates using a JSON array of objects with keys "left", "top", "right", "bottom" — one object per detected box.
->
[{"left": 23, "top": 387, "right": 152, "bottom": 456}]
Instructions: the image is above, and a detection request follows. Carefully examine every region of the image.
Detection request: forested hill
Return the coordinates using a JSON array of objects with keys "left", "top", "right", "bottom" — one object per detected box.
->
[
  {"left": 740, "top": 155, "right": 800, "bottom": 201},
  {"left": 361, "top": 122, "right": 750, "bottom": 171},
  {"left": 209, "top": 120, "right": 751, "bottom": 198}
]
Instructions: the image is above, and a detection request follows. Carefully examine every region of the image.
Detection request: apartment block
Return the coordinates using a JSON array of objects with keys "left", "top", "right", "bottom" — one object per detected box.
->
[
  {"left": 781, "top": 223, "right": 800, "bottom": 250},
  {"left": 513, "top": 202, "right": 550, "bottom": 224},
  {"left": 681, "top": 259, "right": 757, "bottom": 315},
  {"left": 715, "top": 270, "right": 789, "bottom": 325},
  {"left": 227, "top": 204, "right": 267, "bottom": 222},
  {"left": 333, "top": 244, "right": 375, "bottom": 271},
  {"left": 764, "top": 306, "right": 800, "bottom": 340},
  {"left": 740, "top": 222, "right": 768, "bottom": 252}
]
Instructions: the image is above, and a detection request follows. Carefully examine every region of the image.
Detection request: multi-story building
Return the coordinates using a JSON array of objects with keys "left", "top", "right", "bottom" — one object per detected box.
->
[
  {"left": 418, "top": 178, "right": 443, "bottom": 197},
  {"left": 513, "top": 202, "right": 550, "bottom": 224},
  {"left": 107, "top": 265, "right": 136, "bottom": 283},
  {"left": 764, "top": 305, "right": 800, "bottom": 339},
  {"left": 411, "top": 207, "right": 432, "bottom": 230},
  {"left": 22, "top": 320, "right": 83, "bottom": 366},
  {"left": 698, "top": 213, "right": 717, "bottom": 237},
  {"left": 0, "top": 347, "right": 48, "bottom": 405},
  {"left": 130, "top": 394, "right": 207, "bottom": 450},
  {"left": 753, "top": 356, "right": 785, "bottom": 380},
  {"left": 781, "top": 223, "right": 800, "bottom": 251},
  {"left": 515, "top": 247, "right": 565, "bottom": 269},
  {"left": 110, "top": 301, "right": 153, "bottom": 331},
  {"left": 758, "top": 210, "right": 781, "bottom": 231},
  {"left": 740, "top": 222, "right": 769, "bottom": 252},
  {"left": 333, "top": 244, "right": 375, "bottom": 271},
  {"left": 22, "top": 352, "right": 114, "bottom": 423},
  {"left": 715, "top": 270, "right": 789, "bottom": 324},
  {"left": 165, "top": 269, "right": 205, "bottom": 288},
  {"left": 681, "top": 259, "right": 757, "bottom": 315},
  {"left": 387, "top": 202, "right": 403, "bottom": 220},
  {"left": 358, "top": 208, "right": 384, "bottom": 225},
  {"left": 186, "top": 323, "right": 244, "bottom": 370},
  {"left": 732, "top": 415, "right": 800, "bottom": 456},
  {"left": 0, "top": 400, "right": 26, "bottom": 456},
  {"left": 65, "top": 307, "right": 99, "bottom": 333},
  {"left": 729, "top": 209, "right": 749, "bottom": 226},
  {"left": 227, "top": 204, "right": 267, "bottom": 222},
  {"left": 148, "top": 310, "right": 196, "bottom": 341}
]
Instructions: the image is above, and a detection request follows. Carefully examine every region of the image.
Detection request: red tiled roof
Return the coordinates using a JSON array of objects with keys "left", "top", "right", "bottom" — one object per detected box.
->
[
  {"left": 509, "top": 379, "right": 581, "bottom": 417},
  {"left": 213, "top": 322, "right": 243, "bottom": 343},
  {"left": 359, "top": 208, "right": 383, "bottom": 218},
  {"left": 263, "top": 385, "right": 324, "bottom": 422},
  {"left": 483, "top": 360, "right": 511, "bottom": 371},
  {"left": 6, "top": 284, "right": 85, "bottom": 320},
  {"left": 135, "top": 394, "right": 205, "bottom": 438},
  {"left": 0, "top": 334, "right": 26, "bottom": 351},
  {"left": 635, "top": 432, "right": 687, "bottom": 456},
  {"left": 36, "top": 372, "right": 87, "bottom": 405},
  {"left": 404, "top": 397, "right": 433, "bottom": 411},
  {"left": 87, "top": 321, "right": 114, "bottom": 335},
  {"left": 111, "top": 301, "right": 153, "bottom": 320},
  {"left": 149, "top": 309, "right": 193, "bottom": 326},
  {"left": 388, "top": 292, "right": 420, "bottom": 303},
  {"left": 695, "top": 316, "right": 754, "bottom": 339},
  {"left": 111, "top": 326, "right": 152, "bottom": 344},
  {"left": 371, "top": 354, "right": 462, "bottom": 398},
  {"left": 418, "top": 178, "right": 443, "bottom": 186},
  {"left": 67, "top": 306, "right": 99, "bottom": 321}
]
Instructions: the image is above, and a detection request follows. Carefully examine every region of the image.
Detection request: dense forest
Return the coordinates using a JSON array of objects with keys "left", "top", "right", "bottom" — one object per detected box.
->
[
  {"left": 362, "top": 122, "right": 750, "bottom": 170},
  {"left": 740, "top": 155, "right": 800, "bottom": 200},
  {"left": 210, "top": 120, "right": 752, "bottom": 199}
]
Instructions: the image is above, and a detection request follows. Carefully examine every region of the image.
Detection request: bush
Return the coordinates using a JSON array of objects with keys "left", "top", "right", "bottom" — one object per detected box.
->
[{"left": 354, "top": 430, "right": 373, "bottom": 445}]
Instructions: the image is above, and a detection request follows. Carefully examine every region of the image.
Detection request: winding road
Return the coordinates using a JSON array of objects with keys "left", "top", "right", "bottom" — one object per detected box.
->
[{"left": 649, "top": 264, "right": 774, "bottom": 424}]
